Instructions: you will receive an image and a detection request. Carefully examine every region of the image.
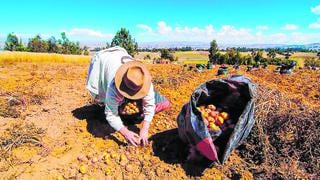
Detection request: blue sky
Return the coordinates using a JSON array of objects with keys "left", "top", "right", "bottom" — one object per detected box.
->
[{"left": 1, "top": 0, "right": 320, "bottom": 45}]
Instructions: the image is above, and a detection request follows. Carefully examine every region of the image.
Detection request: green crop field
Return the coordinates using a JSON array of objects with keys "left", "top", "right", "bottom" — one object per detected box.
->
[
  {"left": 137, "top": 50, "right": 318, "bottom": 67},
  {"left": 174, "top": 51, "right": 208, "bottom": 61},
  {"left": 137, "top": 51, "right": 209, "bottom": 64},
  {"left": 290, "top": 52, "right": 318, "bottom": 66},
  {"left": 182, "top": 59, "right": 208, "bottom": 64}
]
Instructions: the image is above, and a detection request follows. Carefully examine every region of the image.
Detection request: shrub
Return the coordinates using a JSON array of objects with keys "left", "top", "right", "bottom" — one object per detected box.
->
[{"left": 304, "top": 57, "right": 320, "bottom": 67}]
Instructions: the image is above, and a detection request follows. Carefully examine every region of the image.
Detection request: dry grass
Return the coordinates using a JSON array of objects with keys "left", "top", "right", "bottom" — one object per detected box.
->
[
  {"left": 0, "top": 122, "right": 45, "bottom": 169},
  {"left": 0, "top": 55, "right": 89, "bottom": 118},
  {"left": 237, "top": 86, "right": 320, "bottom": 178},
  {"left": 0, "top": 51, "right": 90, "bottom": 64}
]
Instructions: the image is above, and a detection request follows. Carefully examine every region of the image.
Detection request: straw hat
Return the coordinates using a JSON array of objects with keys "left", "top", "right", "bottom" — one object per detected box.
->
[{"left": 115, "top": 61, "right": 152, "bottom": 100}]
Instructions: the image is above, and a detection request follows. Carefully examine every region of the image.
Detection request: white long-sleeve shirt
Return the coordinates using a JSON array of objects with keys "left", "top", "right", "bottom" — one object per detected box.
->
[
  {"left": 86, "top": 46, "right": 155, "bottom": 131},
  {"left": 104, "top": 82, "right": 155, "bottom": 130}
]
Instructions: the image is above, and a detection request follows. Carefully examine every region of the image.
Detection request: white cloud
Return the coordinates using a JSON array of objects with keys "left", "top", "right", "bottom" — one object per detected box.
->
[
  {"left": 256, "top": 31, "right": 263, "bottom": 36},
  {"left": 214, "top": 26, "right": 258, "bottom": 44},
  {"left": 66, "top": 28, "right": 113, "bottom": 38},
  {"left": 136, "top": 21, "right": 320, "bottom": 44},
  {"left": 289, "top": 32, "right": 320, "bottom": 43},
  {"left": 309, "top": 18, "right": 320, "bottom": 29},
  {"left": 137, "top": 24, "right": 153, "bottom": 33},
  {"left": 175, "top": 25, "right": 214, "bottom": 36},
  {"left": 40, "top": 34, "right": 50, "bottom": 38},
  {"left": 15, "top": 33, "right": 33, "bottom": 38},
  {"left": 256, "top": 25, "right": 269, "bottom": 31},
  {"left": 205, "top": 25, "right": 214, "bottom": 35},
  {"left": 282, "top": 24, "right": 299, "bottom": 30},
  {"left": 157, "top": 21, "right": 172, "bottom": 35},
  {"left": 269, "top": 33, "right": 287, "bottom": 43},
  {"left": 309, "top": 22, "right": 320, "bottom": 29},
  {"left": 311, "top": 4, "right": 320, "bottom": 14}
]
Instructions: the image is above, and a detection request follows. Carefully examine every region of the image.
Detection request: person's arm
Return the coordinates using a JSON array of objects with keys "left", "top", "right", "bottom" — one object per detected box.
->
[
  {"left": 105, "top": 85, "right": 140, "bottom": 146},
  {"left": 143, "top": 84, "right": 156, "bottom": 122},
  {"left": 139, "top": 84, "right": 155, "bottom": 145},
  {"left": 104, "top": 107, "right": 124, "bottom": 131}
]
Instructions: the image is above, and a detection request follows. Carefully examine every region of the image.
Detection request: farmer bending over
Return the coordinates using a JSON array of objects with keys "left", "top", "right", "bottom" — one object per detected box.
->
[{"left": 86, "top": 46, "right": 170, "bottom": 146}]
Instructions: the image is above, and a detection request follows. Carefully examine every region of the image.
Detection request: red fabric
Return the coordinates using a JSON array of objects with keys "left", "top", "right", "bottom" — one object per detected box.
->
[
  {"left": 155, "top": 100, "right": 172, "bottom": 113},
  {"left": 196, "top": 137, "right": 218, "bottom": 161}
]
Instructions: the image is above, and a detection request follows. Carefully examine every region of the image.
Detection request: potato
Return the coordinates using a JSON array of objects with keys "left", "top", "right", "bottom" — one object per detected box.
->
[{"left": 79, "top": 165, "right": 87, "bottom": 174}]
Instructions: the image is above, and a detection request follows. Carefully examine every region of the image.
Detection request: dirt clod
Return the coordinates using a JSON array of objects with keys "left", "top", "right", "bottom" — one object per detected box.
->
[{"left": 125, "top": 164, "right": 133, "bottom": 172}]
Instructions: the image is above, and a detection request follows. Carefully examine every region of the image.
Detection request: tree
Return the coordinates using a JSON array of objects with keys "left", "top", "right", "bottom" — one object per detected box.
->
[
  {"left": 250, "top": 50, "right": 257, "bottom": 59},
  {"left": 243, "top": 55, "right": 254, "bottom": 65},
  {"left": 217, "top": 53, "right": 229, "bottom": 64},
  {"left": 57, "top": 32, "right": 81, "bottom": 55},
  {"left": 106, "top": 42, "right": 111, "bottom": 49},
  {"left": 267, "top": 49, "right": 276, "bottom": 59},
  {"left": 16, "top": 38, "right": 26, "bottom": 51},
  {"left": 284, "top": 50, "right": 292, "bottom": 60},
  {"left": 208, "top": 40, "right": 218, "bottom": 63},
  {"left": 111, "top": 28, "right": 138, "bottom": 56},
  {"left": 226, "top": 48, "right": 237, "bottom": 64},
  {"left": 47, "top": 36, "right": 58, "bottom": 53},
  {"left": 180, "top": 46, "right": 192, "bottom": 51},
  {"left": 160, "top": 49, "right": 175, "bottom": 62},
  {"left": 28, "top": 34, "right": 49, "bottom": 52},
  {"left": 256, "top": 51, "right": 263, "bottom": 64},
  {"left": 60, "top": 32, "right": 70, "bottom": 54},
  {"left": 251, "top": 50, "right": 263, "bottom": 64},
  {"left": 4, "top": 33, "right": 19, "bottom": 51},
  {"left": 304, "top": 57, "right": 320, "bottom": 67},
  {"left": 69, "top": 41, "right": 82, "bottom": 55},
  {"left": 212, "top": 53, "right": 221, "bottom": 64},
  {"left": 83, "top": 46, "right": 89, "bottom": 55},
  {"left": 235, "top": 51, "right": 242, "bottom": 65}
]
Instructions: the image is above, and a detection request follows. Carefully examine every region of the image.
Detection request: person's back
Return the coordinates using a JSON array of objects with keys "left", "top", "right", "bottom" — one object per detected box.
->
[
  {"left": 86, "top": 46, "right": 132, "bottom": 103},
  {"left": 85, "top": 47, "right": 171, "bottom": 146}
]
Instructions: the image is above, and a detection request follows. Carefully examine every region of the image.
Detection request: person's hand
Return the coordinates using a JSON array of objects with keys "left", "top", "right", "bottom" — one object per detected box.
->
[
  {"left": 139, "top": 121, "right": 150, "bottom": 146},
  {"left": 119, "top": 127, "right": 140, "bottom": 147}
]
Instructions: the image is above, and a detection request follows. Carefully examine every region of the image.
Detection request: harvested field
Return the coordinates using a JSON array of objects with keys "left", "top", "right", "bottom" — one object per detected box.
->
[{"left": 0, "top": 59, "right": 319, "bottom": 179}]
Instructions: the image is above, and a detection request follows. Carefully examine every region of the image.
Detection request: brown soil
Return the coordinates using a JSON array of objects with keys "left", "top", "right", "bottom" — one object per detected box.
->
[{"left": 0, "top": 63, "right": 319, "bottom": 179}]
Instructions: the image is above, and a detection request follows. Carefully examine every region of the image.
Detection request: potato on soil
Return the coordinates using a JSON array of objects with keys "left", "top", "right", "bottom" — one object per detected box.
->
[{"left": 79, "top": 165, "right": 87, "bottom": 174}]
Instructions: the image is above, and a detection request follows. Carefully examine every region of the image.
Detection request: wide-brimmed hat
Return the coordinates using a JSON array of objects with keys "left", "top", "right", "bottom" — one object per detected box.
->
[{"left": 115, "top": 61, "right": 152, "bottom": 100}]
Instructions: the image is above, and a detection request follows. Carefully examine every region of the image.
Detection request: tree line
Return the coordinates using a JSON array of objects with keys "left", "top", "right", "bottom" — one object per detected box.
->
[
  {"left": 4, "top": 32, "right": 87, "bottom": 55},
  {"left": 3, "top": 28, "right": 319, "bottom": 67},
  {"left": 3, "top": 28, "right": 138, "bottom": 56},
  {"left": 139, "top": 47, "right": 318, "bottom": 53},
  {"left": 153, "top": 41, "right": 319, "bottom": 65},
  {"left": 208, "top": 40, "right": 302, "bottom": 66},
  {"left": 223, "top": 47, "right": 316, "bottom": 53}
]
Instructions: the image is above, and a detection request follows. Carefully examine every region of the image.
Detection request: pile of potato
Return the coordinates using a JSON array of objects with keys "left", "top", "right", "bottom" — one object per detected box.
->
[
  {"left": 121, "top": 102, "right": 139, "bottom": 115},
  {"left": 197, "top": 104, "right": 233, "bottom": 132}
]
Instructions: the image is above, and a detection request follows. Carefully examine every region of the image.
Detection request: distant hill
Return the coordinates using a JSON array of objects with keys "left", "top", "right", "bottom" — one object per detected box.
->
[
  {"left": 0, "top": 38, "right": 319, "bottom": 51},
  {"left": 138, "top": 41, "right": 320, "bottom": 50}
]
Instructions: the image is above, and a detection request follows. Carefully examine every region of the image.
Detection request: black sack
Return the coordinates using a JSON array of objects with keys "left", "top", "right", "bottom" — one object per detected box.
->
[
  {"left": 177, "top": 75, "right": 256, "bottom": 163},
  {"left": 118, "top": 91, "right": 172, "bottom": 126},
  {"left": 118, "top": 99, "right": 144, "bottom": 126}
]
